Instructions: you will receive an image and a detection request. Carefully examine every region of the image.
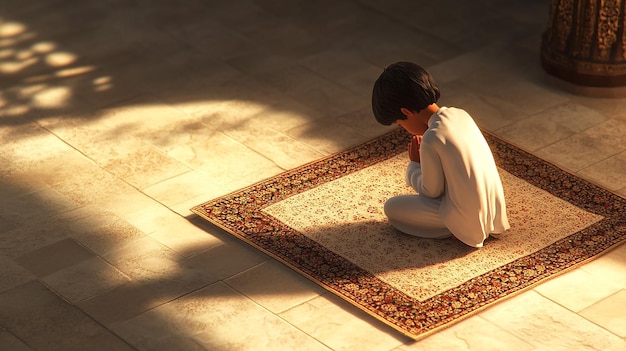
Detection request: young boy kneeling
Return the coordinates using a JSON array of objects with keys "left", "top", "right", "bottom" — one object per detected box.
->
[{"left": 372, "top": 62, "right": 509, "bottom": 248}]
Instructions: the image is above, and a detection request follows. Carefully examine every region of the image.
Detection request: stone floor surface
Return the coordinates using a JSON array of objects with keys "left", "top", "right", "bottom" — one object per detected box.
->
[{"left": 1, "top": 0, "right": 625, "bottom": 350}]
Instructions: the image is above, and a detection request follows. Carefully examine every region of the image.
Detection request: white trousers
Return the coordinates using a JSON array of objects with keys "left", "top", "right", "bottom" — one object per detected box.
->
[{"left": 384, "top": 195, "right": 452, "bottom": 239}]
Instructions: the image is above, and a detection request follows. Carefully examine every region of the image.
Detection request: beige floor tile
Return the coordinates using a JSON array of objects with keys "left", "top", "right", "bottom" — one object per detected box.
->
[
  {"left": 142, "top": 170, "right": 220, "bottom": 207},
  {"left": 398, "top": 316, "right": 534, "bottom": 351},
  {"left": 146, "top": 61, "right": 263, "bottom": 115},
  {"left": 235, "top": 20, "right": 327, "bottom": 60},
  {"left": 438, "top": 46, "right": 565, "bottom": 125},
  {"left": 426, "top": 44, "right": 507, "bottom": 84},
  {"left": 41, "top": 256, "right": 130, "bottom": 303},
  {"left": 116, "top": 202, "right": 184, "bottom": 236},
  {"left": 536, "top": 119, "right": 626, "bottom": 172},
  {"left": 461, "top": 47, "right": 545, "bottom": 90},
  {"left": 581, "top": 244, "right": 626, "bottom": 289},
  {"left": 198, "top": 95, "right": 328, "bottom": 137},
  {"left": 148, "top": 215, "right": 224, "bottom": 258},
  {"left": 37, "top": 126, "right": 144, "bottom": 171},
  {"left": 188, "top": 241, "right": 269, "bottom": 282},
  {"left": 50, "top": 164, "right": 139, "bottom": 207},
  {"left": 580, "top": 289, "right": 626, "bottom": 338},
  {"left": 540, "top": 102, "right": 611, "bottom": 132},
  {"left": 67, "top": 66, "right": 150, "bottom": 111},
  {"left": 496, "top": 114, "right": 572, "bottom": 153},
  {"left": 349, "top": 21, "right": 458, "bottom": 68},
  {"left": 193, "top": 97, "right": 277, "bottom": 131},
  {"left": 103, "top": 236, "right": 214, "bottom": 301},
  {"left": 0, "top": 185, "right": 80, "bottom": 228},
  {"left": 219, "top": 118, "right": 325, "bottom": 170},
  {"left": 53, "top": 206, "right": 119, "bottom": 237},
  {"left": 110, "top": 282, "right": 331, "bottom": 351},
  {"left": 46, "top": 8, "right": 175, "bottom": 65},
  {"left": 77, "top": 281, "right": 168, "bottom": 326},
  {"left": 534, "top": 268, "right": 622, "bottom": 312},
  {"left": 65, "top": 211, "right": 148, "bottom": 256},
  {"left": 0, "top": 161, "right": 49, "bottom": 200},
  {"left": 14, "top": 238, "right": 95, "bottom": 277},
  {"left": 439, "top": 86, "right": 513, "bottom": 132},
  {"left": 228, "top": 54, "right": 364, "bottom": 116},
  {"left": 578, "top": 150, "right": 626, "bottom": 191},
  {"left": 573, "top": 95, "right": 626, "bottom": 119},
  {"left": 171, "top": 195, "right": 221, "bottom": 217},
  {"left": 337, "top": 109, "right": 397, "bottom": 138},
  {"left": 130, "top": 0, "right": 216, "bottom": 30},
  {"left": 140, "top": 118, "right": 219, "bottom": 163},
  {"left": 177, "top": 75, "right": 288, "bottom": 118},
  {"left": 0, "top": 329, "right": 32, "bottom": 351},
  {"left": 280, "top": 293, "right": 410, "bottom": 350},
  {"left": 0, "top": 281, "right": 134, "bottom": 351},
  {"left": 76, "top": 53, "right": 230, "bottom": 111},
  {"left": 0, "top": 219, "right": 70, "bottom": 259},
  {"left": 11, "top": 82, "right": 75, "bottom": 114},
  {"left": 144, "top": 121, "right": 281, "bottom": 182},
  {"left": 169, "top": 20, "right": 260, "bottom": 61},
  {"left": 480, "top": 81, "right": 571, "bottom": 127},
  {"left": 40, "top": 97, "right": 196, "bottom": 163},
  {"left": 590, "top": 119, "right": 626, "bottom": 150},
  {"left": 496, "top": 102, "right": 609, "bottom": 152},
  {"left": 96, "top": 191, "right": 165, "bottom": 221},
  {"left": 0, "top": 122, "right": 75, "bottom": 166},
  {"left": 290, "top": 77, "right": 365, "bottom": 117},
  {"left": 0, "top": 256, "right": 35, "bottom": 294},
  {"left": 102, "top": 144, "right": 190, "bottom": 189},
  {"left": 299, "top": 49, "right": 383, "bottom": 98},
  {"left": 286, "top": 117, "right": 370, "bottom": 155},
  {"left": 0, "top": 217, "right": 17, "bottom": 235},
  {"left": 206, "top": 1, "right": 280, "bottom": 37},
  {"left": 225, "top": 260, "right": 325, "bottom": 314},
  {"left": 407, "top": 6, "right": 516, "bottom": 50},
  {"left": 480, "top": 290, "right": 624, "bottom": 350},
  {"left": 91, "top": 96, "right": 196, "bottom": 134},
  {"left": 118, "top": 203, "right": 227, "bottom": 258},
  {"left": 0, "top": 217, "right": 18, "bottom": 234},
  {"left": 15, "top": 146, "right": 100, "bottom": 186}
]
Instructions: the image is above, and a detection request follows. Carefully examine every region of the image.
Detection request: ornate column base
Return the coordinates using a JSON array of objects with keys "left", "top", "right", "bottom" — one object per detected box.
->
[
  {"left": 541, "top": 39, "right": 626, "bottom": 87},
  {"left": 541, "top": 0, "right": 626, "bottom": 89}
]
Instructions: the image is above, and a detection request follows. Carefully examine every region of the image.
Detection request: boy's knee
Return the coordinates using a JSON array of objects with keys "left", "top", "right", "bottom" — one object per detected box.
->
[
  {"left": 383, "top": 197, "right": 400, "bottom": 217},
  {"left": 384, "top": 196, "right": 413, "bottom": 223}
]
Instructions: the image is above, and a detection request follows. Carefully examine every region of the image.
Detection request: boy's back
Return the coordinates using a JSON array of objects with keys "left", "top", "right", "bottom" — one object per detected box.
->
[{"left": 413, "top": 107, "right": 509, "bottom": 247}]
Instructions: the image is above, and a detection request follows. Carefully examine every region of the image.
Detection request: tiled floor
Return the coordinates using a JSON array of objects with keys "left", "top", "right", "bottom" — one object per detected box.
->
[{"left": 1, "top": 0, "right": 625, "bottom": 350}]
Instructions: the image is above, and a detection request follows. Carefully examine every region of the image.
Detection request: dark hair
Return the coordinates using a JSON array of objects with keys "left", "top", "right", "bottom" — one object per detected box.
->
[{"left": 371, "top": 62, "right": 440, "bottom": 125}]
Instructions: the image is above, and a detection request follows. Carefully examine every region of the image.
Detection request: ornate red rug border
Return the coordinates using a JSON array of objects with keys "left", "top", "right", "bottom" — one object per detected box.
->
[{"left": 191, "top": 128, "right": 626, "bottom": 339}]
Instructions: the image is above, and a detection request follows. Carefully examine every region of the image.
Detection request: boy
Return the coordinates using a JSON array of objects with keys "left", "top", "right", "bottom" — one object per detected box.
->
[{"left": 371, "top": 62, "right": 509, "bottom": 248}]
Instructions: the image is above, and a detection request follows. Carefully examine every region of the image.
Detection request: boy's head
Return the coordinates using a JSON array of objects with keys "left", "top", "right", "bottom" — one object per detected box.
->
[{"left": 371, "top": 62, "right": 440, "bottom": 126}]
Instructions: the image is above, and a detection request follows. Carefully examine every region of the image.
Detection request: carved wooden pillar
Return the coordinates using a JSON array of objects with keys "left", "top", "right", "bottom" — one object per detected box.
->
[{"left": 541, "top": 0, "right": 626, "bottom": 87}]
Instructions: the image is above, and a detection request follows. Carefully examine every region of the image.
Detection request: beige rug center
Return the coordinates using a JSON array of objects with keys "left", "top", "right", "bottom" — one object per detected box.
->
[{"left": 264, "top": 153, "right": 603, "bottom": 301}]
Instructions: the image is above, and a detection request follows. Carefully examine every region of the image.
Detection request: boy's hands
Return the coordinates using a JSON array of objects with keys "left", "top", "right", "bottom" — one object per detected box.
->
[{"left": 408, "top": 135, "right": 422, "bottom": 163}]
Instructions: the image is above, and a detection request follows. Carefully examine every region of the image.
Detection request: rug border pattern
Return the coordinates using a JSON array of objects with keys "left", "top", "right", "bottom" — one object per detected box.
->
[{"left": 191, "top": 128, "right": 626, "bottom": 339}]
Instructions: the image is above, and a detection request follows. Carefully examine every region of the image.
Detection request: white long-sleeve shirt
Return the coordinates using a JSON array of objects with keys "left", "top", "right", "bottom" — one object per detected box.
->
[{"left": 406, "top": 107, "right": 510, "bottom": 247}]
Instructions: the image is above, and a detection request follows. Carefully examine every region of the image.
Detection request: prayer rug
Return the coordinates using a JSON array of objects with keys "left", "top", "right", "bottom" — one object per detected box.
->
[{"left": 191, "top": 128, "right": 626, "bottom": 340}]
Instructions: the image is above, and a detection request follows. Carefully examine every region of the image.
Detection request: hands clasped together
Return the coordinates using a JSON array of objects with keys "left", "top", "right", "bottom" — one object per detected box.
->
[{"left": 408, "top": 135, "right": 422, "bottom": 163}]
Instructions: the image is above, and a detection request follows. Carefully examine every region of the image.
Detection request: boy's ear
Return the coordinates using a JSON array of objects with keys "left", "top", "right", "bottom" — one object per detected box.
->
[{"left": 400, "top": 107, "right": 413, "bottom": 117}]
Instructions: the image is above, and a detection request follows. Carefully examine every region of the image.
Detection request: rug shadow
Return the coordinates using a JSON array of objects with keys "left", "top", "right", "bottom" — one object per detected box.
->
[{"left": 291, "top": 220, "right": 481, "bottom": 274}]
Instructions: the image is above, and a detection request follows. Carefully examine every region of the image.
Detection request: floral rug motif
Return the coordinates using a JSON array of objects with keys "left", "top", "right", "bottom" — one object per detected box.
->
[{"left": 191, "top": 128, "right": 626, "bottom": 340}]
